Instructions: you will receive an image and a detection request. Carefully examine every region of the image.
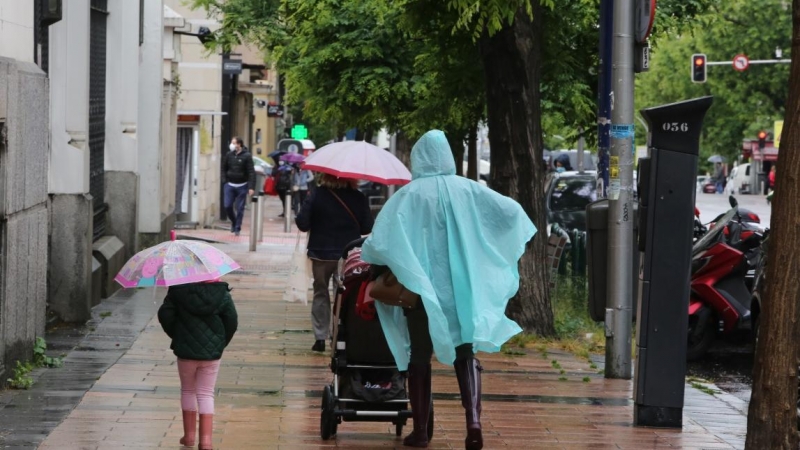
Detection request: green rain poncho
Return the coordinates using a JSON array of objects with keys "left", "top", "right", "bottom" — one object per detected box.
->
[{"left": 360, "top": 130, "right": 536, "bottom": 370}]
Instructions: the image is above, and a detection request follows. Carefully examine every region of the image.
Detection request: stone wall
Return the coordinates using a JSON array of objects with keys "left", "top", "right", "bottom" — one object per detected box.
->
[
  {"left": 0, "top": 58, "right": 49, "bottom": 377},
  {"left": 105, "top": 171, "right": 139, "bottom": 259},
  {"left": 48, "top": 194, "right": 93, "bottom": 323}
]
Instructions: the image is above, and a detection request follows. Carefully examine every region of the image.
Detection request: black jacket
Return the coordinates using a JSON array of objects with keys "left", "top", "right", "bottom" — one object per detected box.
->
[
  {"left": 222, "top": 149, "right": 256, "bottom": 189},
  {"left": 295, "top": 187, "right": 374, "bottom": 260},
  {"left": 158, "top": 282, "right": 238, "bottom": 360}
]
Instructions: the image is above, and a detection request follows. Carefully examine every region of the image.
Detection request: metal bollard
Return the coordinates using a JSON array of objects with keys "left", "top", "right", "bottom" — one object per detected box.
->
[
  {"left": 284, "top": 194, "right": 292, "bottom": 232},
  {"left": 249, "top": 196, "right": 258, "bottom": 252},
  {"left": 256, "top": 195, "right": 265, "bottom": 242}
]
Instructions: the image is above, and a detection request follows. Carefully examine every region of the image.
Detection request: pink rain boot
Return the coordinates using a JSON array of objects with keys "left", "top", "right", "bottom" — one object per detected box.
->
[
  {"left": 199, "top": 414, "right": 214, "bottom": 450},
  {"left": 179, "top": 410, "right": 196, "bottom": 447}
]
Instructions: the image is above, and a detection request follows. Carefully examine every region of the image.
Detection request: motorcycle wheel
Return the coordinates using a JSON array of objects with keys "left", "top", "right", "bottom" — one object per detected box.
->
[{"left": 687, "top": 308, "right": 715, "bottom": 361}]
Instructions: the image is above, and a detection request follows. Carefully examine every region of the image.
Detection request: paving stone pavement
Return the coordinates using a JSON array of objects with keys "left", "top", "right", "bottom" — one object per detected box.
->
[{"left": 7, "top": 198, "right": 749, "bottom": 449}]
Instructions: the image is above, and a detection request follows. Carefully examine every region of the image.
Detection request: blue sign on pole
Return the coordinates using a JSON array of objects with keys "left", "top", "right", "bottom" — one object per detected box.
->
[{"left": 597, "top": 0, "right": 613, "bottom": 198}]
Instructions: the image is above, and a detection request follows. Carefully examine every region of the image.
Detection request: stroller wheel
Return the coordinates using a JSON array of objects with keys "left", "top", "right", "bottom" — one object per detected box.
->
[{"left": 320, "top": 385, "right": 337, "bottom": 440}]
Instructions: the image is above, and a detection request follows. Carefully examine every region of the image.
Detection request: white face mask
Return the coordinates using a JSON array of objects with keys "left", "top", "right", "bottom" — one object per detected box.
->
[{"left": 229, "top": 143, "right": 237, "bottom": 151}]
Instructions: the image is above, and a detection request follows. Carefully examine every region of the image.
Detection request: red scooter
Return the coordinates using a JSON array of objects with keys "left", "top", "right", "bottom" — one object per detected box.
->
[{"left": 687, "top": 197, "right": 767, "bottom": 360}]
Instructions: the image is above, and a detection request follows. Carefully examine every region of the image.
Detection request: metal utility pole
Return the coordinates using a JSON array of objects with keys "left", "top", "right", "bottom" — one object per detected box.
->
[
  {"left": 605, "top": 0, "right": 635, "bottom": 379},
  {"left": 597, "top": 0, "right": 614, "bottom": 197}
]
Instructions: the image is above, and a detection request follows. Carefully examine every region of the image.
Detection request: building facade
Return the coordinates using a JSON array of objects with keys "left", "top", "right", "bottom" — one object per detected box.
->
[
  {"left": 0, "top": 0, "right": 50, "bottom": 378},
  {"left": 0, "top": 0, "right": 187, "bottom": 378},
  {"left": 166, "top": 0, "right": 279, "bottom": 227}
]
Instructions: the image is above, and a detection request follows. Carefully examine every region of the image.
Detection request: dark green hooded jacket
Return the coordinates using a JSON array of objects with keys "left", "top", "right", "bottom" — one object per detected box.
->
[{"left": 158, "top": 282, "right": 238, "bottom": 360}]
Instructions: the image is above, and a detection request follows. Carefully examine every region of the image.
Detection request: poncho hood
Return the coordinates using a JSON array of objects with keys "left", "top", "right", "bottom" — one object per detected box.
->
[{"left": 411, "top": 130, "right": 456, "bottom": 179}]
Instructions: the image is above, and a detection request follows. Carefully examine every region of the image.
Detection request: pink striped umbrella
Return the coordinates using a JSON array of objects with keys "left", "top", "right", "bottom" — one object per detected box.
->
[
  {"left": 114, "top": 239, "right": 240, "bottom": 288},
  {"left": 301, "top": 141, "right": 411, "bottom": 185}
]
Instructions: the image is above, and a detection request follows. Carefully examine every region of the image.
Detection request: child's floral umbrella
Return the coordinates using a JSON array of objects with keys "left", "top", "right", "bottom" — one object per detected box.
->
[{"left": 115, "top": 238, "right": 240, "bottom": 288}]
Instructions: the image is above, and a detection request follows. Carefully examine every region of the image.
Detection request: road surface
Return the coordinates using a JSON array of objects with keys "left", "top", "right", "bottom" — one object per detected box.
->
[{"left": 695, "top": 192, "right": 772, "bottom": 229}]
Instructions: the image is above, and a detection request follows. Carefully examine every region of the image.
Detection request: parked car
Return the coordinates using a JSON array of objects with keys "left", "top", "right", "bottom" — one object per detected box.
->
[
  {"left": 702, "top": 178, "right": 718, "bottom": 194},
  {"left": 696, "top": 175, "right": 709, "bottom": 193},
  {"left": 546, "top": 171, "right": 598, "bottom": 233},
  {"left": 358, "top": 181, "right": 387, "bottom": 206},
  {"left": 727, "top": 163, "right": 752, "bottom": 195}
]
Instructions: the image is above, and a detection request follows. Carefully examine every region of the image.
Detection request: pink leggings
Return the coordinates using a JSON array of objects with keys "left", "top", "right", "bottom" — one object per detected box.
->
[{"left": 177, "top": 358, "right": 221, "bottom": 414}]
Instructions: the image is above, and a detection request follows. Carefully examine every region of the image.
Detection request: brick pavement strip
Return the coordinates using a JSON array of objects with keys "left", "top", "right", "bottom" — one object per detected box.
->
[{"left": 31, "top": 201, "right": 747, "bottom": 449}]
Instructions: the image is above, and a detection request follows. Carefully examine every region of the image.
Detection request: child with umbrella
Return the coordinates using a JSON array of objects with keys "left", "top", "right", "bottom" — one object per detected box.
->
[{"left": 115, "top": 236, "right": 240, "bottom": 449}]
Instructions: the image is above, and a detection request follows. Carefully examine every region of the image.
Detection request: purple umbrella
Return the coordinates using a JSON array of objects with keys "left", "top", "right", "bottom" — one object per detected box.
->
[{"left": 280, "top": 152, "right": 305, "bottom": 164}]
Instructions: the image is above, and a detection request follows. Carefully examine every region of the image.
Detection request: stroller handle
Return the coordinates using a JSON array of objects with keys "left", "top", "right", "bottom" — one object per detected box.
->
[{"left": 342, "top": 237, "right": 368, "bottom": 259}]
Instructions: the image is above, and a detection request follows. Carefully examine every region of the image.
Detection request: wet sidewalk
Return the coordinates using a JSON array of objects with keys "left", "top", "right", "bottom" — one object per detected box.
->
[{"left": 22, "top": 196, "right": 746, "bottom": 449}]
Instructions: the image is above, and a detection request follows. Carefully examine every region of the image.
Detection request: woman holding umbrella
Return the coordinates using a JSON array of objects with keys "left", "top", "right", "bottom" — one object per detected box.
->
[
  {"left": 296, "top": 141, "right": 411, "bottom": 352},
  {"left": 295, "top": 175, "right": 374, "bottom": 352}
]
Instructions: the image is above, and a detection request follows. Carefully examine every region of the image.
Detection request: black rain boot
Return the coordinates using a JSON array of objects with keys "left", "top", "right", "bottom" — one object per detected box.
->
[
  {"left": 455, "top": 357, "right": 483, "bottom": 450},
  {"left": 403, "top": 363, "right": 431, "bottom": 448}
]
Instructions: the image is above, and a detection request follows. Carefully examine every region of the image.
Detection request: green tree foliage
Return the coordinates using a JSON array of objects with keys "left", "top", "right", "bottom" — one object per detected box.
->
[
  {"left": 278, "top": 0, "right": 418, "bottom": 134},
  {"left": 397, "top": 1, "right": 485, "bottom": 144},
  {"left": 193, "top": 0, "right": 418, "bottom": 136},
  {"left": 636, "top": 0, "right": 791, "bottom": 166},
  {"left": 190, "top": 0, "right": 285, "bottom": 56}
]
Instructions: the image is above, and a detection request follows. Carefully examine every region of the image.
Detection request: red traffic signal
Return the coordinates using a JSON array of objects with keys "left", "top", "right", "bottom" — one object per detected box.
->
[
  {"left": 691, "top": 54, "right": 707, "bottom": 83},
  {"left": 758, "top": 131, "right": 767, "bottom": 149}
]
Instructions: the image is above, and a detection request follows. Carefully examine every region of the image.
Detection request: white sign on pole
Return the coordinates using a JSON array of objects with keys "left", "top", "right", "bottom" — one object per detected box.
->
[{"left": 733, "top": 54, "right": 750, "bottom": 72}]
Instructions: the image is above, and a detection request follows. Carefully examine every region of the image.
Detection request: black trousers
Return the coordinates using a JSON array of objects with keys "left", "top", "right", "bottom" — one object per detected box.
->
[{"left": 405, "top": 303, "right": 473, "bottom": 365}]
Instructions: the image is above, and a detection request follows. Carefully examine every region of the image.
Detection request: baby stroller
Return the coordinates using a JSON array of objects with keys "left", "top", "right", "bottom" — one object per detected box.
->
[{"left": 320, "top": 237, "right": 434, "bottom": 440}]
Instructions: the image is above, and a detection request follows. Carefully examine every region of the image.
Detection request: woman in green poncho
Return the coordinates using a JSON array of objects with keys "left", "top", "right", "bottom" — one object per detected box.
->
[{"left": 361, "top": 130, "right": 536, "bottom": 449}]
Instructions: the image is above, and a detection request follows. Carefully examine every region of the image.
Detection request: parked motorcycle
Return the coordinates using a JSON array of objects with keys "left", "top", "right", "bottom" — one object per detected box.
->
[
  {"left": 687, "top": 196, "right": 768, "bottom": 360},
  {"left": 693, "top": 205, "right": 763, "bottom": 242}
]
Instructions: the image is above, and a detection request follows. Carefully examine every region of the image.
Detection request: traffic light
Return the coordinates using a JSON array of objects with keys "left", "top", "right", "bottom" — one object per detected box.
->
[
  {"left": 691, "top": 54, "right": 707, "bottom": 83},
  {"left": 758, "top": 131, "right": 767, "bottom": 150}
]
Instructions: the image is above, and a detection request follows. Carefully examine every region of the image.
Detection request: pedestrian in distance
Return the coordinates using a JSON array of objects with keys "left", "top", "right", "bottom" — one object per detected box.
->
[
  {"left": 361, "top": 130, "right": 536, "bottom": 449},
  {"left": 157, "top": 280, "right": 238, "bottom": 450},
  {"left": 553, "top": 153, "right": 573, "bottom": 173},
  {"left": 222, "top": 137, "right": 255, "bottom": 235},
  {"left": 292, "top": 167, "right": 315, "bottom": 214},
  {"left": 714, "top": 162, "right": 725, "bottom": 194},
  {"left": 295, "top": 174, "right": 374, "bottom": 353},
  {"left": 273, "top": 161, "right": 295, "bottom": 218},
  {"left": 769, "top": 165, "right": 776, "bottom": 190}
]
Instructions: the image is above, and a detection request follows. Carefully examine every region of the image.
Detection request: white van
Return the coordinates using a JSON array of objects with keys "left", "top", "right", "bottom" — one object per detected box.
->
[{"left": 728, "top": 163, "right": 751, "bottom": 195}]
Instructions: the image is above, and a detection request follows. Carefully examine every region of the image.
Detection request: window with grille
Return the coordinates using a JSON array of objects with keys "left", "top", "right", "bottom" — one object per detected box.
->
[{"left": 89, "top": 0, "right": 109, "bottom": 241}]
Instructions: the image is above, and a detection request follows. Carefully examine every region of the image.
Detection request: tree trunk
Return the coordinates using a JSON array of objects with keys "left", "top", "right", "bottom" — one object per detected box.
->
[
  {"left": 395, "top": 131, "right": 412, "bottom": 169},
  {"left": 467, "top": 124, "right": 479, "bottom": 181},
  {"left": 745, "top": 2, "right": 800, "bottom": 448},
  {"left": 355, "top": 128, "right": 374, "bottom": 142},
  {"left": 447, "top": 132, "right": 466, "bottom": 176},
  {"left": 478, "top": 2, "right": 555, "bottom": 336}
]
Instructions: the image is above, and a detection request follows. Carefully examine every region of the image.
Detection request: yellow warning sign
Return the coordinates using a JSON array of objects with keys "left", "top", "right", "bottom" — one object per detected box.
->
[{"left": 775, "top": 120, "right": 784, "bottom": 148}]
